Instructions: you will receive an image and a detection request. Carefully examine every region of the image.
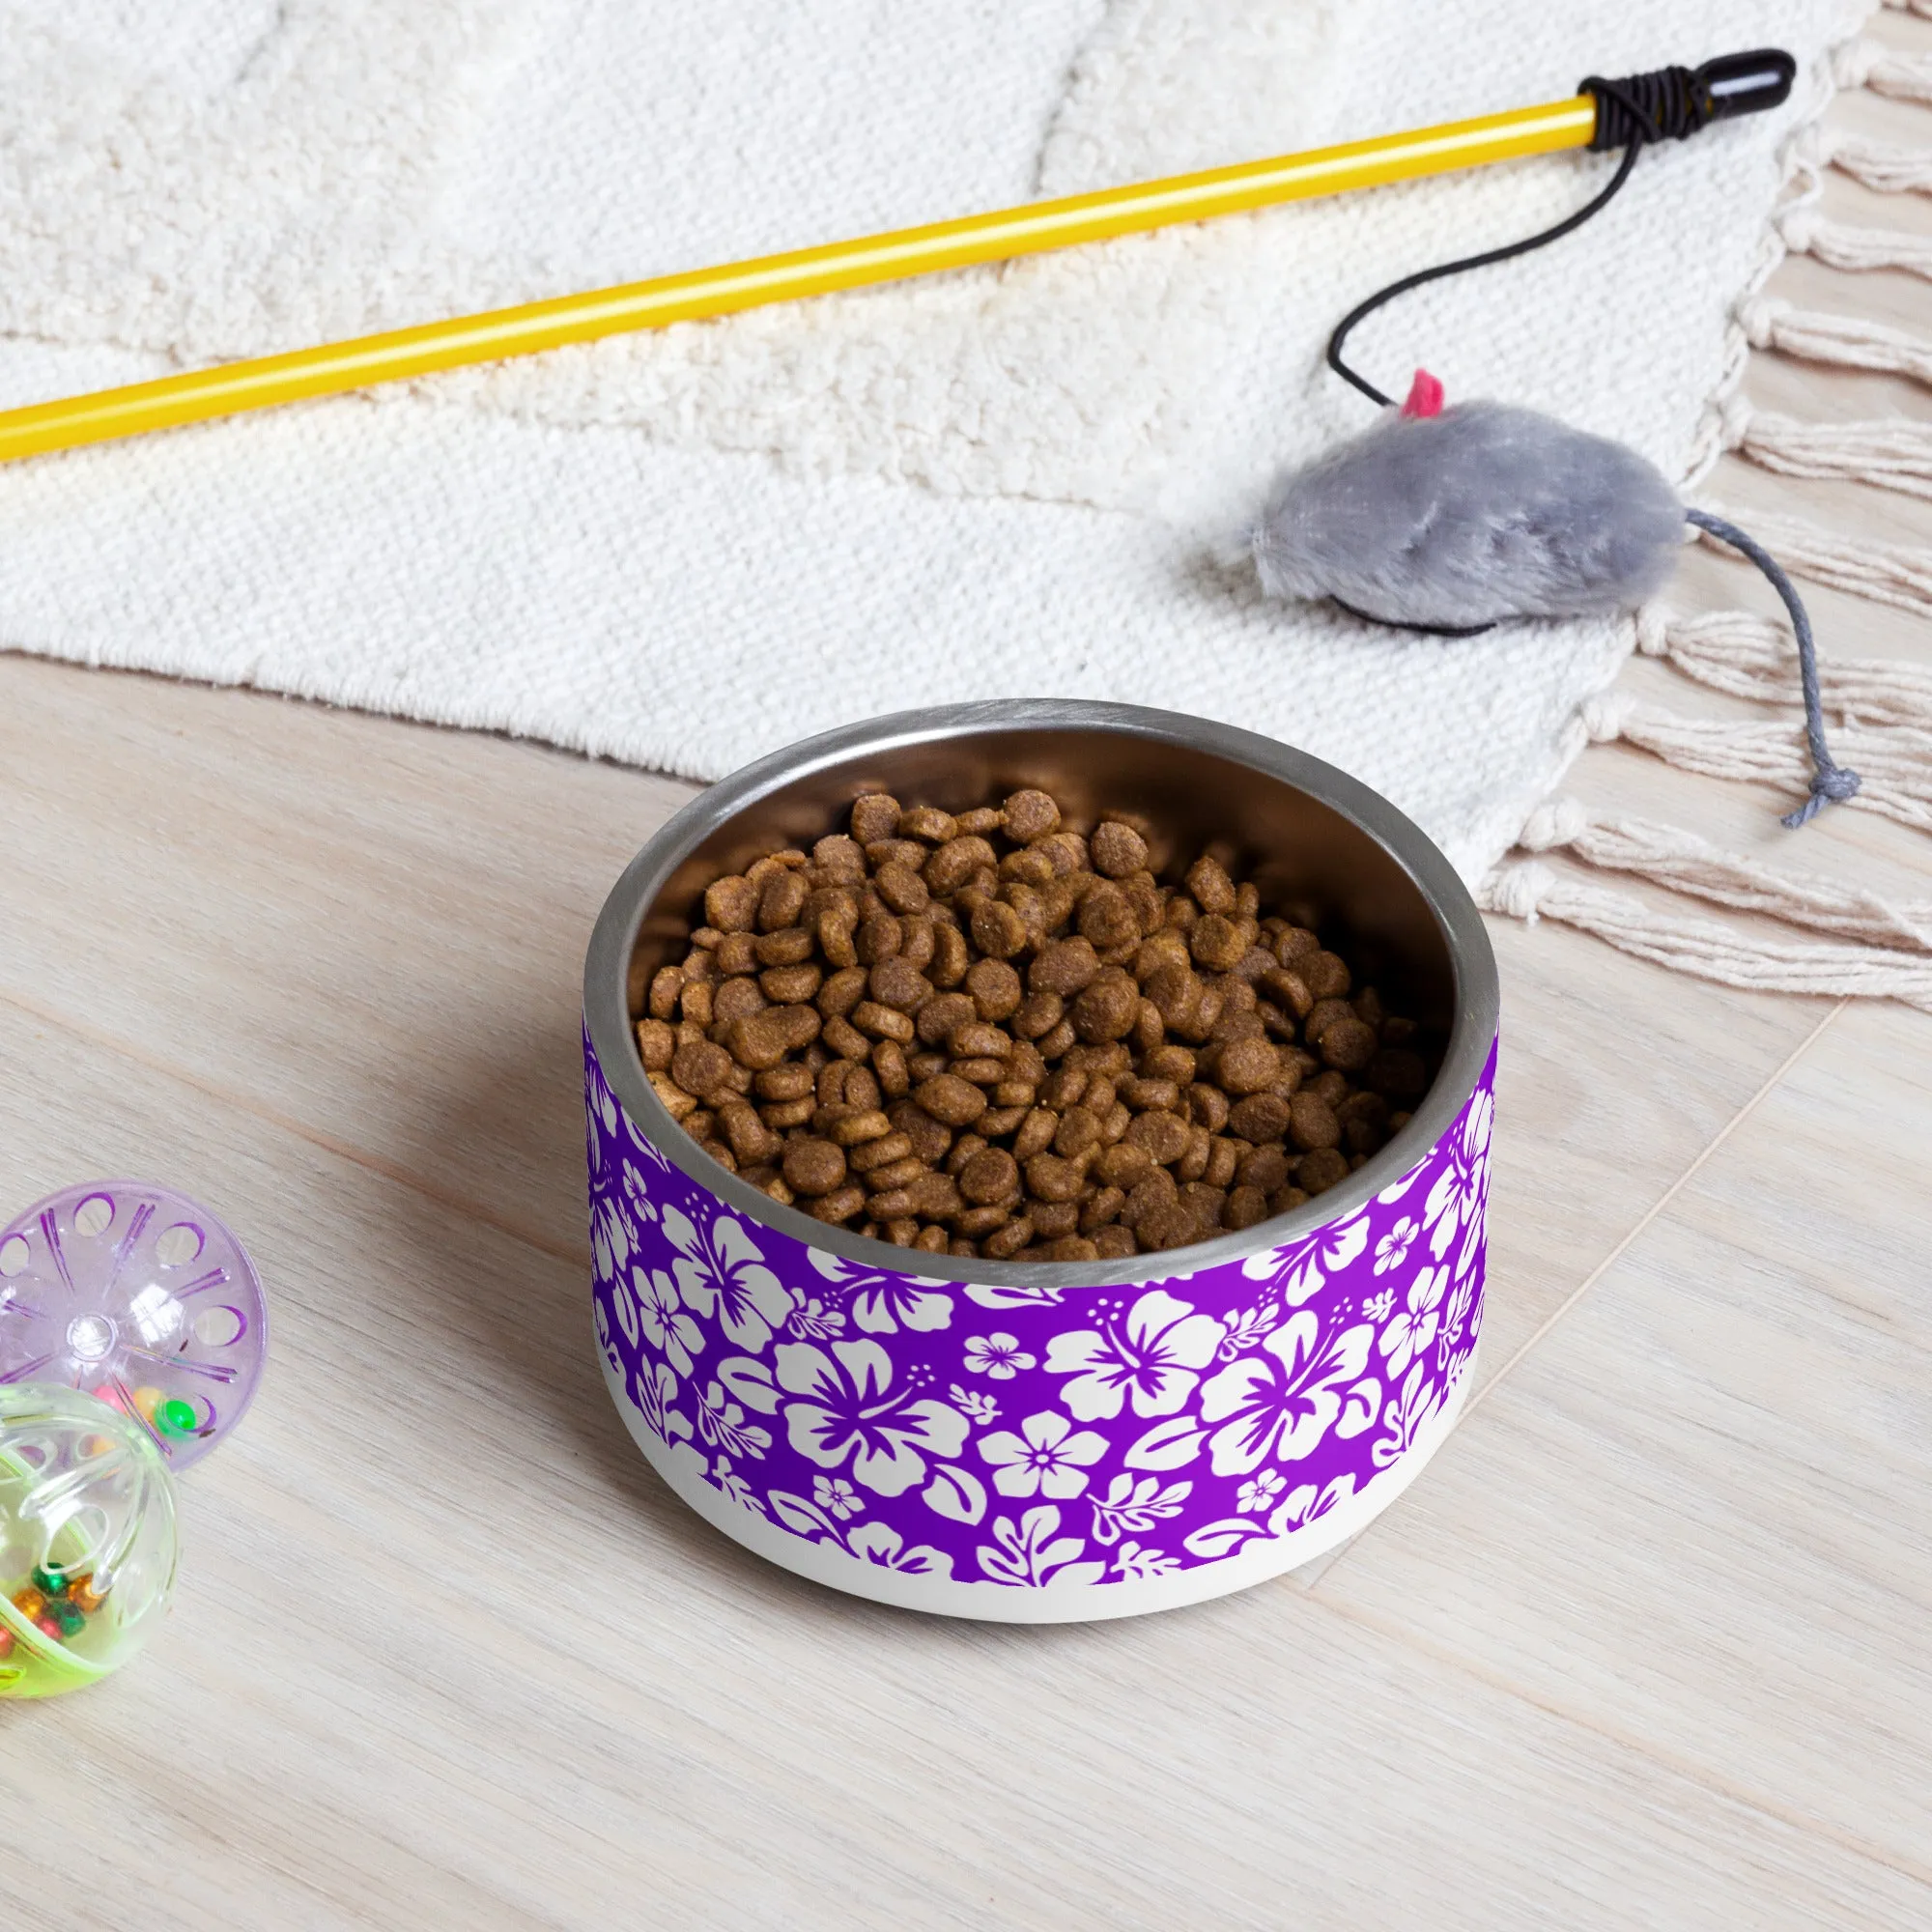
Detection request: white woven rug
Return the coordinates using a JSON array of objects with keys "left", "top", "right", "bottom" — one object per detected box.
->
[{"left": 0, "top": 0, "right": 1871, "bottom": 887}]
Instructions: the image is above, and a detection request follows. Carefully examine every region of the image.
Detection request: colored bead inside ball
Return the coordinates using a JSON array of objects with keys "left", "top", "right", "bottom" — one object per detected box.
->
[{"left": 0, "top": 1384, "right": 179, "bottom": 1699}]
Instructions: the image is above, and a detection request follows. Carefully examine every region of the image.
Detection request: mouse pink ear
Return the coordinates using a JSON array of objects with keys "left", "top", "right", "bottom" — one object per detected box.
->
[{"left": 1401, "top": 369, "right": 1444, "bottom": 418}]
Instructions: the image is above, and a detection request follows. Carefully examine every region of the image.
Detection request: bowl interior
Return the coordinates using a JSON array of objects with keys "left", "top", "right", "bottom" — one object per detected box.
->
[{"left": 627, "top": 724, "right": 1456, "bottom": 1035}]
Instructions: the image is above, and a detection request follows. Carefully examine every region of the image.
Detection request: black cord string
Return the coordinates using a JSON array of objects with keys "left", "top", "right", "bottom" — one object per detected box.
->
[
  {"left": 1319, "top": 64, "right": 1861, "bottom": 825},
  {"left": 1326, "top": 78, "right": 1656, "bottom": 407}
]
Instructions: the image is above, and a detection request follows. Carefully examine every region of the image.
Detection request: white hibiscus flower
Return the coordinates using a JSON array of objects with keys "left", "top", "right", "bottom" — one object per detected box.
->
[
  {"left": 1377, "top": 1264, "right": 1447, "bottom": 1379},
  {"left": 1196, "top": 1311, "right": 1376, "bottom": 1476},
  {"left": 1423, "top": 1088, "right": 1492, "bottom": 1264},
  {"left": 963, "top": 1332, "right": 1036, "bottom": 1379},
  {"left": 978, "top": 1409, "right": 1109, "bottom": 1499},
  {"left": 787, "top": 1295, "right": 846, "bottom": 1340},
  {"left": 635, "top": 1267, "right": 704, "bottom": 1379},
  {"left": 810, "top": 1249, "right": 952, "bottom": 1335},
  {"left": 664, "top": 1205, "right": 794, "bottom": 1353},
  {"left": 811, "top": 1475, "right": 862, "bottom": 1520},
  {"left": 1239, "top": 1215, "right": 1371, "bottom": 1307},
  {"left": 848, "top": 1522, "right": 954, "bottom": 1577},
  {"left": 1044, "top": 1289, "right": 1226, "bottom": 1420},
  {"left": 1236, "top": 1470, "right": 1287, "bottom": 1515},
  {"left": 772, "top": 1340, "right": 968, "bottom": 1496},
  {"left": 1374, "top": 1216, "right": 1418, "bottom": 1276}
]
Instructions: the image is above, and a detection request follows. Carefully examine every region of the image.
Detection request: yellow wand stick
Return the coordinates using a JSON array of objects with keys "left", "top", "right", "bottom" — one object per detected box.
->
[{"left": 0, "top": 53, "right": 1792, "bottom": 466}]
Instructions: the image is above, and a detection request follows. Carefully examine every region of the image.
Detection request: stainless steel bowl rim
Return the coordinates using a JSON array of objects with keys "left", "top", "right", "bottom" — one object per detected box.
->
[{"left": 585, "top": 699, "right": 1499, "bottom": 1293}]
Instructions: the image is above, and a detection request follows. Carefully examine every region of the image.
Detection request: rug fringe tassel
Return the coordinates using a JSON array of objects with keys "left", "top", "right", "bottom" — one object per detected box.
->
[
  {"left": 1479, "top": 861, "right": 1932, "bottom": 1009},
  {"left": 1742, "top": 298, "right": 1932, "bottom": 385},
  {"left": 1635, "top": 605, "right": 1932, "bottom": 730},
  {"left": 1692, "top": 504, "right": 1932, "bottom": 619},
  {"left": 1516, "top": 797, "right": 1932, "bottom": 951},
  {"left": 1836, "top": 36, "right": 1932, "bottom": 104},
  {"left": 1722, "top": 397, "right": 1932, "bottom": 498},
  {"left": 1579, "top": 692, "right": 1932, "bottom": 833},
  {"left": 1823, "top": 130, "right": 1932, "bottom": 193},
  {"left": 1779, "top": 206, "right": 1932, "bottom": 281}
]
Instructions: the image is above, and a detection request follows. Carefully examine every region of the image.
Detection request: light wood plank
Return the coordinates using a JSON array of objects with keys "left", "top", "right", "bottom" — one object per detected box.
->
[
  {"left": 1, "top": 999, "right": 1923, "bottom": 1931},
  {"left": 1314, "top": 998, "right": 1932, "bottom": 1886}
]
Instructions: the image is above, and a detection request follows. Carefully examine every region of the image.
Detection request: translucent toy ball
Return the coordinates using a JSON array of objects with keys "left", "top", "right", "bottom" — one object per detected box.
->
[
  {"left": 0, "top": 1179, "right": 268, "bottom": 1697},
  {"left": 0, "top": 1383, "right": 180, "bottom": 1698}
]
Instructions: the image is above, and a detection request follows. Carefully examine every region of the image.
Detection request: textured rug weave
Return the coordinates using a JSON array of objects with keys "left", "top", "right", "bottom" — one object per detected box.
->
[{"left": 0, "top": 0, "right": 1868, "bottom": 885}]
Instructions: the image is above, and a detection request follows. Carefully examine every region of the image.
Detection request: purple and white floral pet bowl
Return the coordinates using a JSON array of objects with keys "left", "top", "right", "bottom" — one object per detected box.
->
[{"left": 584, "top": 702, "right": 1498, "bottom": 1622}]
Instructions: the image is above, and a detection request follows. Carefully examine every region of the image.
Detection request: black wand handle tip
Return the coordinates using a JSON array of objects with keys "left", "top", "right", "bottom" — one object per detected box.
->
[{"left": 1583, "top": 47, "right": 1796, "bottom": 151}]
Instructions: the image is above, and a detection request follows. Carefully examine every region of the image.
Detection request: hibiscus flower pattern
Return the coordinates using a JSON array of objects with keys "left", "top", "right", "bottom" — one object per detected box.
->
[{"left": 587, "top": 1023, "right": 1494, "bottom": 1596}]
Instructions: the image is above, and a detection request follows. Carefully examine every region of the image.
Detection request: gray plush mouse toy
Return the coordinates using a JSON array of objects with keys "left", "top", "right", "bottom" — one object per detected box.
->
[{"left": 1250, "top": 50, "right": 1860, "bottom": 829}]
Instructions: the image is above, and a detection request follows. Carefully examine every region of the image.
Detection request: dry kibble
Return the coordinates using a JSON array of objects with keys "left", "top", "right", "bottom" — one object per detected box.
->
[
  {"left": 1215, "top": 1037, "right": 1280, "bottom": 1096},
  {"left": 1002, "top": 789, "right": 1061, "bottom": 841},
  {"left": 704, "top": 875, "right": 759, "bottom": 933},
  {"left": 1319, "top": 1017, "right": 1379, "bottom": 1072},
  {"left": 1184, "top": 856, "right": 1237, "bottom": 917},
  {"left": 1189, "top": 915, "right": 1246, "bottom": 973},
  {"left": 915, "top": 1074, "right": 989, "bottom": 1127},
  {"left": 782, "top": 1138, "right": 847, "bottom": 1197},
  {"left": 971, "top": 899, "right": 1030, "bottom": 960},
  {"left": 1297, "top": 1147, "right": 1350, "bottom": 1195},
  {"left": 848, "top": 794, "right": 902, "bottom": 844},
  {"left": 1090, "top": 819, "right": 1149, "bottom": 878},
  {"left": 1288, "top": 1092, "right": 1342, "bottom": 1152},
  {"left": 635, "top": 1018, "right": 675, "bottom": 1071},
  {"left": 643, "top": 781, "right": 1435, "bottom": 1261}
]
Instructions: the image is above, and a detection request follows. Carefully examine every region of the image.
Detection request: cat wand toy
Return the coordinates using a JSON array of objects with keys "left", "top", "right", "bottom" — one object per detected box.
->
[{"left": 0, "top": 50, "right": 1793, "bottom": 465}]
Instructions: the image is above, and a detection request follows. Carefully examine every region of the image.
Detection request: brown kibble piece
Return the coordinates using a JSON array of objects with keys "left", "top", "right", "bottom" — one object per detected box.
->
[
  {"left": 812, "top": 835, "right": 867, "bottom": 881},
  {"left": 868, "top": 957, "right": 932, "bottom": 1011},
  {"left": 959, "top": 1147, "right": 1020, "bottom": 1204},
  {"left": 850, "top": 1001, "right": 916, "bottom": 1044},
  {"left": 704, "top": 875, "right": 759, "bottom": 933},
  {"left": 757, "top": 869, "right": 810, "bottom": 933},
  {"left": 1025, "top": 1153, "right": 1085, "bottom": 1203},
  {"left": 915, "top": 1074, "right": 989, "bottom": 1127},
  {"left": 848, "top": 794, "right": 902, "bottom": 844},
  {"left": 1071, "top": 967, "right": 1141, "bottom": 1042},
  {"left": 1302, "top": 996, "right": 1355, "bottom": 1044},
  {"left": 1011, "top": 991, "right": 1065, "bottom": 1040},
  {"left": 963, "top": 956, "right": 1022, "bottom": 1021},
  {"left": 1054, "top": 1106, "right": 1103, "bottom": 1158},
  {"left": 898, "top": 805, "right": 957, "bottom": 843},
  {"left": 1090, "top": 820, "right": 1150, "bottom": 878},
  {"left": 1288, "top": 1092, "right": 1341, "bottom": 1152},
  {"left": 1216, "top": 1037, "right": 1280, "bottom": 1096},
  {"left": 782, "top": 1139, "right": 848, "bottom": 1197},
  {"left": 1189, "top": 915, "right": 1246, "bottom": 973},
  {"left": 924, "top": 836, "right": 997, "bottom": 895},
  {"left": 874, "top": 863, "right": 930, "bottom": 915},
  {"left": 1030, "top": 937, "right": 1100, "bottom": 997},
  {"left": 982, "top": 1218, "right": 1034, "bottom": 1260},
  {"left": 1320, "top": 1017, "right": 1378, "bottom": 1072},
  {"left": 1184, "top": 855, "right": 1237, "bottom": 916},
  {"left": 1002, "top": 789, "right": 1061, "bottom": 841},
  {"left": 851, "top": 1131, "right": 915, "bottom": 1173},
  {"left": 635, "top": 1018, "right": 675, "bottom": 1071},
  {"left": 1303, "top": 950, "right": 1351, "bottom": 999},
  {"left": 828, "top": 1110, "right": 893, "bottom": 1148},
  {"left": 970, "top": 898, "right": 1030, "bottom": 960},
  {"left": 1125, "top": 1111, "right": 1191, "bottom": 1165},
  {"left": 1236, "top": 1144, "right": 1292, "bottom": 1194},
  {"left": 1077, "top": 883, "right": 1140, "bottom": 952},
  {"left": 1227, "top": 1092, "right": 1292, "bottom": 1143},
  {"left": 1138, "top": 1204, "right": 1199, "bottom": 1252},
  {"left": 1223, "top": 1185, "right": 1269, "bottom": 1231},
  {"left": 1094, "top": 1142, "right": 1152, "bottom": 1189},
  {"left": 760, "top": 963, "right": 822, "bottom": 1005},
  {"left": 672, "top": 1039, "right": 735, "bottom": 1098},
  {"left": 1297, "top": 1147, "right": 1350, "bottom": 1195}
]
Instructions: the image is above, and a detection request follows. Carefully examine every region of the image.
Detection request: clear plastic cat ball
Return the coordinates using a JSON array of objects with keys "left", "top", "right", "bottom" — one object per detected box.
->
[{"left": 0, "top": 1383, "right": 180, "bottom": 1698}]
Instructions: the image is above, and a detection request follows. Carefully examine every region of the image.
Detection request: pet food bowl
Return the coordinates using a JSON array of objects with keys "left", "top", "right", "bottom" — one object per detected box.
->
[{"left": 583, "top": 701, "right": 1497, "bottom": 1622}]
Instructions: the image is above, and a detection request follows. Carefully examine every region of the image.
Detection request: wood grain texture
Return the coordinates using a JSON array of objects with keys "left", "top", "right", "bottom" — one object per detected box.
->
[{"left": 2, "top": 13, "right": 1931, "bottom": 1923}]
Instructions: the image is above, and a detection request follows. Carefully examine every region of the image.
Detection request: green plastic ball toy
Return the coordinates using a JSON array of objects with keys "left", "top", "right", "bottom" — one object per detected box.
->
[{"left": 0, "top": 1384, "right": 180, "bottom": 1699}]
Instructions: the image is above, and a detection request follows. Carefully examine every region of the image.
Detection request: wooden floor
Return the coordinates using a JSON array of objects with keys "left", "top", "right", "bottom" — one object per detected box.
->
[{"left": 4, "top": 28, "right": 1930, "bottom": 1929}]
